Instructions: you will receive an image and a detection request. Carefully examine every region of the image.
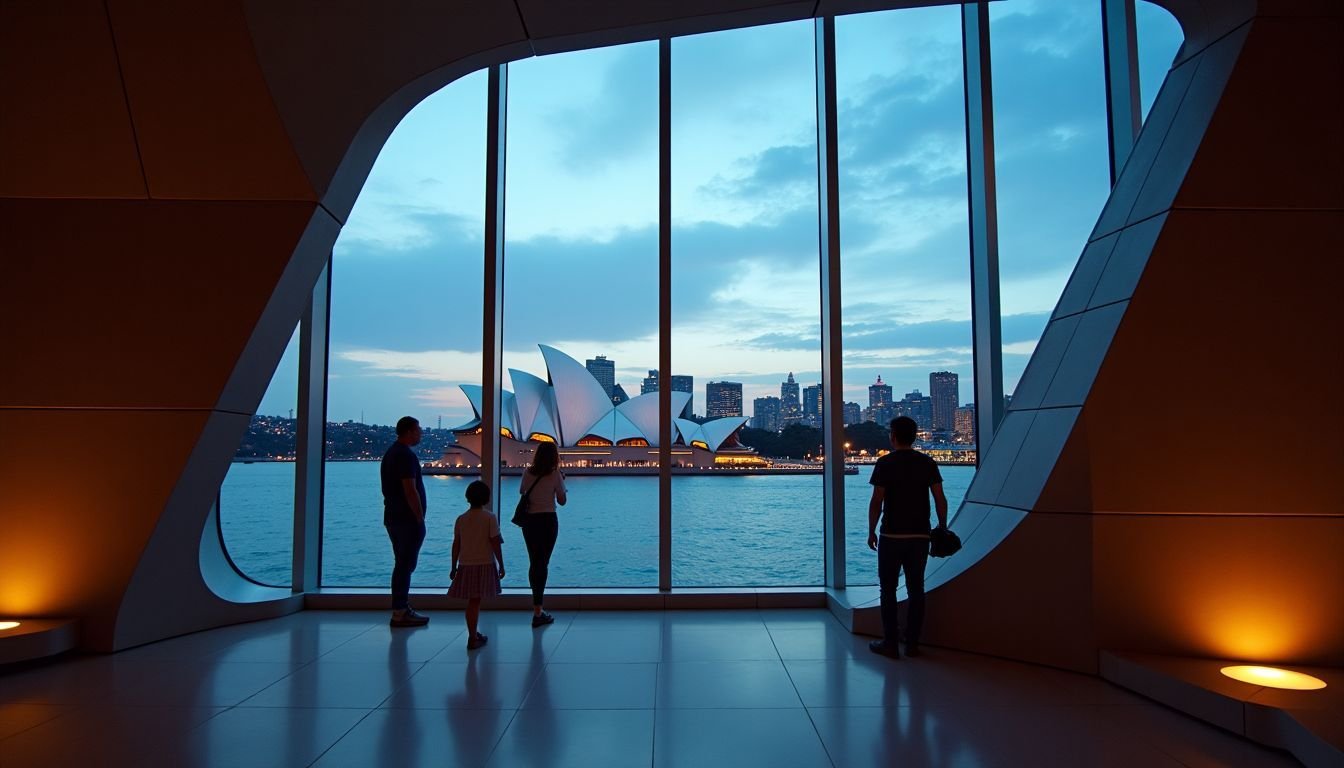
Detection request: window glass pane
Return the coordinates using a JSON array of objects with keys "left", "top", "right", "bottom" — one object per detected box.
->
[
  {"left": 1136, "top": 1, "right": 1185, "bottom": 120},
  {"left": 837, "top": 6, "right": 977, "bottom": 587},
  {"left": 220, "top": 326, "right": 299, "bottom": 586},
  {"left": 323, "top": 71, "right": 487, "bottom": 587},
  {"left": 990, "top": 0, "right": 1111, "bottom": 401},
  {"left": 502, "top": 43, "right": 659, "bottom": 587},
  {"left": 672, "top": 20, "right": 822, "bottom": 586}
]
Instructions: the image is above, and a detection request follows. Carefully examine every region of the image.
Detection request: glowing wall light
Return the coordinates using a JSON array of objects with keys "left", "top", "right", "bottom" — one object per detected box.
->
[
  {"left": 1220, "top": 665, "right": 1327, "bottom": 690},
  {"left": 0, "top": 621, "right": 21, "bottom": 631}
]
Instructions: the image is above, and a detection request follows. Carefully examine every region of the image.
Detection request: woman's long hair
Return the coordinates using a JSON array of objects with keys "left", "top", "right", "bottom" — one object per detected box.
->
[{"left": 529, "top": 441, "right": 559, "bottom": 476}]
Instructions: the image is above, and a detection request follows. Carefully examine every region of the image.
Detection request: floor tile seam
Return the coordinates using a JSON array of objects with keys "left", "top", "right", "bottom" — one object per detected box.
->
[
  {"left": 764, "top": 619, "right": 788, "bottom": 663},
  {"left": 229, "top": 656, "right": 325, "bottom": 707},
  {"left": 302, "top": 704, "right": 385, "bottom": 768},
  {"left": 652, "top": 704, "right": 809, "bottom": 710},
  {"left": 776, "top": 643, "right": 841, "bottom": 768},
  {"left": 0, "top": 707, "right": 74, "bottom": 743},
  {"left": 227, "top": 704, "right": 390, "bottom": 711},
  {"left": 480, "top": 706, "right": 526, "bottom": 768},
  {"left": 650, "top": 650, "right": 661, "bottom": 768}
]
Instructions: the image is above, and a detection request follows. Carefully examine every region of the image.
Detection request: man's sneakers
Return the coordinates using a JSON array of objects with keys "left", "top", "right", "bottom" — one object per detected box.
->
[
  {"left": 467, "top": 632, "right": 489, "bottom": 651},
  {"left": 868, "top": 640, "right": 901, "bottom": 659},
  {"left": 390, "top": 607, "right": 430, "bottom": 628},
  {"left": 531, "top": 611, "right": 555, "bottom": 628}
]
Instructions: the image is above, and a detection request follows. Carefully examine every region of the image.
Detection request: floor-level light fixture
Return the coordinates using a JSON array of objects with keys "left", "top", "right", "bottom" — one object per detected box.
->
[{"left": 1220, "top": 665, "right": 1327, "bottom": 690}]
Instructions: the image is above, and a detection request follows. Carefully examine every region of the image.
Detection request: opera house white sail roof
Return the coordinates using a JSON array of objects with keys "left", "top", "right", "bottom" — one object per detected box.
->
[{"left": 453, "top": 345, "right": 747, "bottom": 452}]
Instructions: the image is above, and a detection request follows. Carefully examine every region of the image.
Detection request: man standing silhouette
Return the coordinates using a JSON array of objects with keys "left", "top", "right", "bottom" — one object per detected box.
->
[
  {"left": 383, "top": 416, "right": 429, "bottom": 627},
  {"left": 867, "top": 416, "right": 948, "bottom": 658}
]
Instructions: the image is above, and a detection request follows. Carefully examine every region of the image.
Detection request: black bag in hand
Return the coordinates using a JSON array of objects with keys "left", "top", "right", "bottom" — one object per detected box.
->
[
  {"left": 929, "top": 525, "right": 962, "bottom": 558},
  {"left": 512, "top": 474, "right": 540, "bottom": 527}
]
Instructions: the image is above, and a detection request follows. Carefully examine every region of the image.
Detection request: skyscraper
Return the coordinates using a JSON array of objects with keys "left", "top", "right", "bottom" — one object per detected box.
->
[
  {"left": 672, "top": 375, "right": 694, "bottom": 418},
  {"left": 641, "top": 369, "right": 693, "bottom": 417},
  {"left": 802, "top": 382, "right": 823, "bottom": 428},
  {"left": 868, "top": 375, "right": 893, "bottom": 425},
  {"left": 611, "top": 383, "right": 630, "bottom": 406},
  {"left": 585, "top": 355, "right": 615, "bottom": 400},
  {"left": 706, "top": 381, "right": 743, "bottom": 418},
  {"left": 897, "top": 389, "right": 932, "bottom": 431},
  {"left": 780, "top": 372, "right": 801, "bottom": 427},
  {"left": 929, "top": 370, "right": 959, "bottom": 433},
  {"left": 954, "top": 405, "right": 976, "bottom": 443},
  {"left": 752, "top": 396, "right": 782, "bottom": 432},
  {"left": 843, "top": 401, "right": 861, "bottom": 426}
]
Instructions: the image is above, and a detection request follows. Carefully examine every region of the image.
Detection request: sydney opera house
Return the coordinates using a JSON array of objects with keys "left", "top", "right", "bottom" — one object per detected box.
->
[{"left": 438, "top": 346, "right": 767, "bottom": 470}]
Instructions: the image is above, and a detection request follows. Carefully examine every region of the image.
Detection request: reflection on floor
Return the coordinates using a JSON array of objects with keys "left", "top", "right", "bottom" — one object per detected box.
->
[{"left": 0, "top": 610, "right": 1298, "bottom": 767}]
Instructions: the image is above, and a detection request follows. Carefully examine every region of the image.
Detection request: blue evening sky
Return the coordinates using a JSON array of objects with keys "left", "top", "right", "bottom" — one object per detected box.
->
[{"left": 259, "top": 1, "right": 1182, "bottom": 429}]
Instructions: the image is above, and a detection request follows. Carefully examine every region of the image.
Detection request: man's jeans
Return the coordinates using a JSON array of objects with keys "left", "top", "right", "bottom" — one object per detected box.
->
[
  {"left": 878, "top": 536, "right": 930, "bottom": 647},
  {"left": 386, "top": 520, "right": 426, "bottom": 610}
]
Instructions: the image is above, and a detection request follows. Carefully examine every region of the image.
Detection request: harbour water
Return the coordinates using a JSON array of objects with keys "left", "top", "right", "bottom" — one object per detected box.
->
[{"left": 220, "top": 461, "right": 974, "bottom": 590}]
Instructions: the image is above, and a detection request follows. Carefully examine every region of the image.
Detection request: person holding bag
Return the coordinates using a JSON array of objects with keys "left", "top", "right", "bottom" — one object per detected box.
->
[{"left": 519, "top": 441, "right": 566, "bottom": 627}]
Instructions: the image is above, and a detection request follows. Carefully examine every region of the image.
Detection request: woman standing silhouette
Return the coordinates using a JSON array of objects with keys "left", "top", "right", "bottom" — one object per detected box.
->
[{"left": 520, "top": 441, "right": 566, "bottom": 626}]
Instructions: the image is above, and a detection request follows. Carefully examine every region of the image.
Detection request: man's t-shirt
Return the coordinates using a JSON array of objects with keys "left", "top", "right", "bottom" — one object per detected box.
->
[
  {"left": 868, "top": 449, "right": 943, "bottom": 537},
  {"left": 381, "top": 442, "right": 426, "bottom": 526}
]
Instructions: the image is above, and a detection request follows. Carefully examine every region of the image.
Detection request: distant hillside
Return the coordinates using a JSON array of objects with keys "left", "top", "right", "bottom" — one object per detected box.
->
[{"left": 234, "top": 416, "right": 457, "bottom": 461}]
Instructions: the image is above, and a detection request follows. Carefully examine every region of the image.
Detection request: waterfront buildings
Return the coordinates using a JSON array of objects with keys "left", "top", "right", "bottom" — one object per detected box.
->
[
  {"left": 843, "top": 401, "right": 861, "bottom": 426},
  {"left": 954, "top": 405, "right": 976, "bottom": 443},
  {"left": 641, "top": 369, "right": 694, "bottom": 418},
  {"left": 930, "top": 371, "right": 959, "bottom": 433},
  {"left": 897, "top": 389, "right": 933, "bottom": 430},
  {"left": 780, "top": 372, "right": 801, "bottom": 427},
  {"left": 868, "top": 375, "right": 893, "bottom": 425},
  {"left": 706, "top": 381, "right": 743, "bottom": 418},
  {"left": 802, "top": 383, "right": 823, "bottom": 428},
  {"left": 752, "top": 396, "right": 781, "bottom": 431},
  {"left": 586, "top": 354, "right": 616, "bottom": 401}
]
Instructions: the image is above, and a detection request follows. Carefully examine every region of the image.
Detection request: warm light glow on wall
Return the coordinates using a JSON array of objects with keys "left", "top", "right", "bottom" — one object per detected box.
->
[
  {"left": 1220, "top": 665, "right": 1326, "bottom": 690},
  {"left": 0, "top": 621, "right": 21, "bottom": 631}
]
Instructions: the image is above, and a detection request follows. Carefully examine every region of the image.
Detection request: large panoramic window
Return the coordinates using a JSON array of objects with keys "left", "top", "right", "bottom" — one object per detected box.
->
[
  {"left": 219, "top": 326, "right": 300, "bottom": 586},
  {"left": 836, "top": 6, "right": 977, "bottom": 587},
  {"left": 321, "top": 72, "right": 487, "bottom": 587},
  {"left": 501, "top": 43, "right": 660, "bottom": 587},
  {"left": 220, "top": 5, "right": 1173, "bottom": 593},
  {"left": 990, "top": 0, "right": 1112, "bottom": 400},
  {"left": 671, "top": 20, "right": 823, "bottom": 586}
]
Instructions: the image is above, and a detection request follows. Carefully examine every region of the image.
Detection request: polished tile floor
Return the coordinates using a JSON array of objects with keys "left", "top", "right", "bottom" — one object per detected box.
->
[{"left": 0, "top": 610, "right": 1298, "bottom": 767}]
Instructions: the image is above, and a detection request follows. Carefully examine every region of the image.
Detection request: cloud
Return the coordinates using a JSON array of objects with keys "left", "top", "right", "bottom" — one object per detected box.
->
[
  {"left": 739, "top": 310, "right": 1051, "bottom": 353},
  {"left": 546, "top": 45, "right": 660, "bottom": 173},
  {"left": 335, "top": 348, "right": 482, "bottom": 383},
  {"left": 701, "top": 144, "right": 817, "bottom": 213}
]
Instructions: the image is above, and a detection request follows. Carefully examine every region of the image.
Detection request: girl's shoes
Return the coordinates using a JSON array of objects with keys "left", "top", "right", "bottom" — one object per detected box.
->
[
  {"left": 467, "top": 632, "right": 489, "bottom": 650},
  {"left": 532, "top": 611, "right": 555, "bottom": 628}
]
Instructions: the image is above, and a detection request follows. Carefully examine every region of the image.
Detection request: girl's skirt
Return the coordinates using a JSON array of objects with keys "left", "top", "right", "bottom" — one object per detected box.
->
[{"left": 447, "top": 563, "right": 502, "bottom": 599}]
